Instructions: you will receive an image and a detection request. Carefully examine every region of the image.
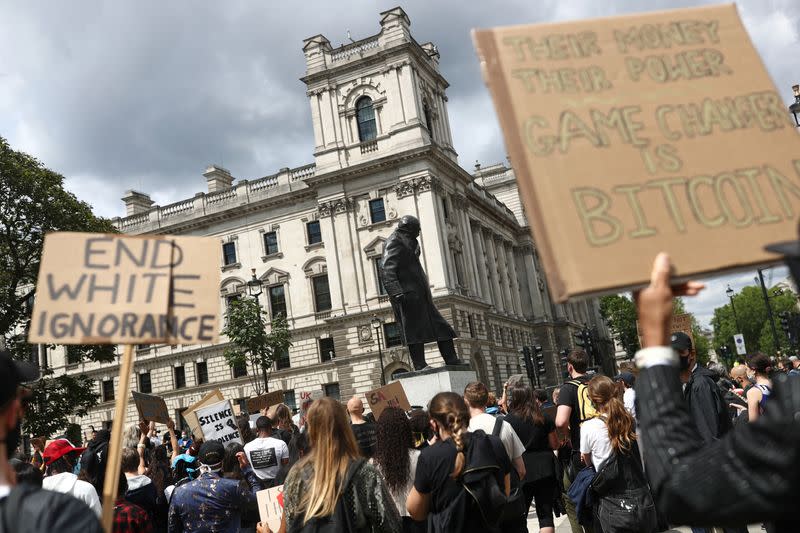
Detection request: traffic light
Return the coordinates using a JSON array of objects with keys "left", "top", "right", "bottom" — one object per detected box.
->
[
  {"left": 780, "top": 312, "right": 791, "bottom": 335},
  {"left": 520, "top": 346, "right": 535, "bottom": 386},
  {"left": 533, "top": 344, "right": 546, "bottom": 376},
  {"left": 573, "top": 330, "right": 586, "bottom": 348},
  {"left": 559, "top": 349, "right": 569, "bottom": 379}
]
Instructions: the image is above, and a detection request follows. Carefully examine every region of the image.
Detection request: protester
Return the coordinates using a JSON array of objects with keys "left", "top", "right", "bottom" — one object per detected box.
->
[
  {"left": 535, "top": 388, "right": 553, "bottom": 409},
  {"left": 504, "top": 382, "right": 560, "bottom": 533},
  {"left": 788, "top": 355, "right": 800, "bottom": 376},
  {"left": 122, "top": 447, "right": 158, "bottom": 521},
  {"left": 177, "top": 430, "right": 192, "bottom": 452},
  {"left": 614, "top": 372, "right": 636, "bottom": 422},
  {"left": 237, "top": 414, "right": 256, "bottom": 445},
  {"left": 114, "top": 471, "right": 154, "bottom": 533},
  {"left": 746, "top": 353, "right": 773, "bottom": 422},
  {"left": 371, "top": 407, "right": 423, "bottom": 533},
  {"left": 347, "top": 395, "right": 378, "bottom": 458},
  {"left": 79, "top": 427, "right": 111, "bottom": 499},
  {"left": 147, "top": 444, "right": 172, "bottom": 533},
  {"left": 267, "top": 403, "right": 298, "bottom": 445},
  {"left": 168, "top": 440, "right": 261, "bottom": 532},
  {"left": 278, "top": 396, "right": 401, "bottom": 532},
  {"left": 408, "top": 409, "right": 433, "bottom": 450},
  {"left": 274, "top": 430, "right": 309, "bottom": 485},
  {"left": 464, "top": 381, "right": 526, "bottom": 480},
  {"left": 243, "top": 415, "right": 289, "bottom": 488},
  {"left": 30, "top": 436, "right": 45, "bottom": 471},
  {"left": 555, "top": 349, "right": 592, "bottom": 533},
  {"left": 43, "top": 438, "right": 103, "bottom": 517},
  {"left": 222, "top": 442, "right": 260, "bottom": 533},
  {"left": 407, "top": 391, "right": 511, "bottom": 532},
  {"left": 164, "top": 453, "right": 198, "bottom": 503},
  {"left": 777, "top": 358, "right": 792, "bottom": 374},
  {"left": 12, "top": 459, "right": 43, "bottom": 486},
  {"left": 635, "top": 252, "right": 800, "bottom": 531}
]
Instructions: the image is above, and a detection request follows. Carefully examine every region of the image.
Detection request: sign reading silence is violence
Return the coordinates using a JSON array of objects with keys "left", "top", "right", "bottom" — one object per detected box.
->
[
  {"left": 28, "top": 232, "right": 221, "bottom": 532},
  {"left": 474, "top": 5, "right": 800, "bottom": 301}
]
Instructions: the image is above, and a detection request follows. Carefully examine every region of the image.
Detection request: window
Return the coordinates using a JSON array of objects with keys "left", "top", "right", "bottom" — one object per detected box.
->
[
  {"left": 423, "top": 99, "right": 434, "bottom": 137},
  {"left": 232, "top": 360, "right": 247, "bottom": 378},
  {"left": 138, "top": 372, "right": 152, "bottom": 394},
  {"left": 468, "top": 315, "right": 476, "bottom": 337},
  {"left": 442, "top": 197, "right": 449, "bottom": 220},
  {"left": 176, "top": 409, "right": 189, "bottom": 432},
  {"left": 196, "top": 361, "right": 208, "bottom": 385},
  {"left": 269, "top": 285, "right": 287, "bottom": 317},
  {"left": 312, "top": 275, "right": 332, "bottom": 312},
  {"left": 384, "top": 322, "right": 402, "bottom": 348},
  {"left": 264, "top": 231, "right": 279, "bottom": 255},
  {"left": 222, "top": 242, "right": 237, "bottom": 266},
  {"left": 174, "top": 365, "right": 186, "bottom": 389},
  {"left": 356, "top": 97, "right": 377, "bottom": 142},
  {"left": 225, "top": 294, "right": 240, "bottom": 309},
  {"left": 66, "top": 346, "right": 81, "bottom": 366},
  {"left": 306, "top": 221, "right": 322, "bottom": 245},
  {"left": 319, "top": 338, "right": 335, "bottom": 362},
  {"left": 102, "top": 380, "right": 114, "bottom": 402},
  {"left": 284, "top": 390, "right": 296, "bottom": 411},
  {"left": 368, "top": 198, "right": 386, "bottom": 223},
  {"left": 275, "top": 348, "right": 291, "bottom": 370},
  {"left": 374, "top": 258, "right": 386, "bottom": 295},
  {"left": 324, "top": 383, "right": 340, "bottom": 402}
]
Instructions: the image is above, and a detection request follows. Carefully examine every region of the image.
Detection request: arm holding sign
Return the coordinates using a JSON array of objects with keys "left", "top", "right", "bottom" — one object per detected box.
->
[
  {"left": 235, "top": 452, "right": 263, "bottom": 505},
  {"left": 167, "top": 419, "right": 179, "bottom": 462}
]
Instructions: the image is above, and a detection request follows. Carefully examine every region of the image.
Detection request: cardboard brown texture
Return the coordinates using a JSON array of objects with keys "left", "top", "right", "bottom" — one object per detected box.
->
[
  {"left": 473, "top": 5, "right": 800, "bottom": 301},
  {"left": 29, "top": 232, "right": 221, "bottom": 344},
  {"left": 365, "top": 381, "right": 411, "bottom": 420},
  {"left": 256, "top": 485, "right": 285, "bottom": 533},
  {"left": 131, "top": 391, "right": 170, "bottom": 424},
  {"left": 637, "top": 312, "right": 695, "bottom": 347},
  {"left": 246, "top": 390, "right": 285, "bottom": 414},
  {"left": 183, "top": 389, "right": 225, "bottom": 439}
]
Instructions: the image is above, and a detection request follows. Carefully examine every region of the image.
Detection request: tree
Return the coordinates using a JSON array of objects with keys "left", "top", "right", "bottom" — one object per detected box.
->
[
  {"left": 599, "top": 294, "right": 640, "bottom": 358},
  {"left": 711, "top": 285, "right": 797, "bottom": 358},
  {"left": 222, "top": 298, "right": 293, "bottom": 395},
  {"left": 0, "top": 136, "right": 117, "bottom": 438},
  {"left": 673, "top": 298, "right": 710, "bottom": 364}
]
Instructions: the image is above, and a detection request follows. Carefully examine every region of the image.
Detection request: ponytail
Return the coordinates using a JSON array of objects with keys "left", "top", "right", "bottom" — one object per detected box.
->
[
  {"left": 428, "top": 392, "right": 470, "bottom": 479},
  {"left": 587, "top": 375, "right": 636, "bottom": 453}
]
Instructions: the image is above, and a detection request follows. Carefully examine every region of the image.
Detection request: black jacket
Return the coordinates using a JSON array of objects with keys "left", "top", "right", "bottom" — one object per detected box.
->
[
  {"left": 684, "top": 365, "right": 731, "bottom": 443},
  {"left": 381, "top": 228, "right": 455, "bottom": 345},
  {"left": 638, "top": 365, "right": 800, "bottom": 531}
]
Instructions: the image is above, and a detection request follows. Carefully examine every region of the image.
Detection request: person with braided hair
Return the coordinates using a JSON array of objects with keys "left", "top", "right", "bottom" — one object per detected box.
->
[{"left": 407, "top": 392, "right": 511, "bottom": 532}]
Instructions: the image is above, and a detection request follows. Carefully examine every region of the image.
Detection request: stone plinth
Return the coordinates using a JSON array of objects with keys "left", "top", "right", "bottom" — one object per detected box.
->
[{"left": 393, "top": 365, "right": 477, "bottom": 408}]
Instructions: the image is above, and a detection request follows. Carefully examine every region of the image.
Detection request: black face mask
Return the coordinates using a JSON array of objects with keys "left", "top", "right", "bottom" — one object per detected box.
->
[
  {"left": 679, "top": 355, "right": 691, "bottom": 371},
  {"left": 5, "top": 421, "right": 21, "bottom": 459}
]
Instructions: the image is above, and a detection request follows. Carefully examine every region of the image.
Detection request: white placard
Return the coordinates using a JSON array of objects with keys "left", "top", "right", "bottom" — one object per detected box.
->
[
  {"left": 734, "top": 334, "right": 747, "bottom": 356},
  {"left": 195, "top": 400, "right": 242, "bottom": 445}
]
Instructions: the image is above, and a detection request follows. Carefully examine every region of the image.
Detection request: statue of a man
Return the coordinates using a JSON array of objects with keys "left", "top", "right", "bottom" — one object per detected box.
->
[{"left": 380, "top": 215, "right": 463, "bottom": 371}]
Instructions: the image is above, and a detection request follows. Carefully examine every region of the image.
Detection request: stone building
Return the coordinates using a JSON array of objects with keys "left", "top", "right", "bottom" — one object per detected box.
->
[{"left": 52, "top": 7, "right": 611, "bottom": 434}]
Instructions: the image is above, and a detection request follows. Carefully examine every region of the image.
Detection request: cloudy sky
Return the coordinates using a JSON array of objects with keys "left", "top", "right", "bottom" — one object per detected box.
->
[{"left": 2, "top": 0, "right": 798, "bottom": 327}]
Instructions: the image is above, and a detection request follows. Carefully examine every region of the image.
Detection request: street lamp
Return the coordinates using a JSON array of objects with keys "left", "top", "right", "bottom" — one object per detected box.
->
[
  {"left": 789, "top": 84, "right": 800, "bottom": 127},
  {"left": 246, "top": 268, "right": 269, "bottom": 391},
  {"left": 726, "top": 285, "right": 741, "bottom": 332},
  {"left": 756, "top": 269, "right": 781, "bottom": 355},
  {"left": 370, "top": 314, "right": 387, "bottom": 386}
]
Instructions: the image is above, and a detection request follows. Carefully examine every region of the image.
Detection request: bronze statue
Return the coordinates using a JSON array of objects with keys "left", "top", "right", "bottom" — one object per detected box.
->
[{"left": 380, "top": 215, "right": 464, "bottom": 370}]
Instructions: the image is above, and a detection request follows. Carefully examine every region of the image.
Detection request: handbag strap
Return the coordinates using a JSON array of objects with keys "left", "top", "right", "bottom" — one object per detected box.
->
[{"left": 492, "top": 416, "right": 504, "bottom": 437}]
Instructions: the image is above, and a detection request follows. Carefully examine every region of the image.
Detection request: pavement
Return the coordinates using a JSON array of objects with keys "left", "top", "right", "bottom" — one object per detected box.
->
[{"left": 526, "top": 511, "right": 765, "bottom": 532}]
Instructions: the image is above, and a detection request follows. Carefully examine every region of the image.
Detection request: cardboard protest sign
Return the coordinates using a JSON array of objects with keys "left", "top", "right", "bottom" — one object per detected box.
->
[
  {"left": 183, "top": 389, "right": 225, "bottom": 439},
  {"left": 256, "top": 485, "right": 285, "bottom": 533},
  {"left": 29, "top": 232, "right": 221, "bottom": 344},
  {"left": 637, "top": 312, "right": 695, "bottom": 348},
  {"left": 195, "top": 400, "right": 242, "bottom": 445},
  {"left": 365, "top": 381, "right": 411, "bottom": 420},
  {"left": 246, "top": 390, "right": 285, "bottom": 414},
  {"left": 298, "top": 390, "right": 322, "bottom": 427},
  {"left": 473, "top": 5, "right": 800, "bottom": 301},
  {"left": 132, "top": 391, "right": 170, "bottom": 424}
]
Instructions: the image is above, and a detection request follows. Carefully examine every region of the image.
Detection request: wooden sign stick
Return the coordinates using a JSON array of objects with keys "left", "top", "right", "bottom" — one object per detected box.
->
[{"left": 100, "top": 344, "right": 135, "bottom": 533}]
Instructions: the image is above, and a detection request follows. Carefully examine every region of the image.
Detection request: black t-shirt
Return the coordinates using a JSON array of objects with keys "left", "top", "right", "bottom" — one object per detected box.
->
[
  {"left": 558, "top": 375, "right": 590, "bottom": 449},
  {"left": 504, "top": 412, "right": 555, "bottom": 452},
  {"left": 414, "top": 433, "right": 511, "bottom": 522},
  {"left": 351, "top": 422, "right": 377, "bottom": 458}
]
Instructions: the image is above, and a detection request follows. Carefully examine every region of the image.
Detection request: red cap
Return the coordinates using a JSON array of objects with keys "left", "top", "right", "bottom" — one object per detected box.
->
[{"left": 43, "top": 439, "right": 86, "bottom": 466}]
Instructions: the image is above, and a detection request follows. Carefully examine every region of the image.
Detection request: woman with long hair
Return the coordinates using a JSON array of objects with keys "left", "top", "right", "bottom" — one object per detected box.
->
[
  {"left": 372, "top": 407, "right": 424, "bottom": 533},
  {"left": 746, "top": 353, "right": 772, "bottom": 422},
  {"left": 268, "top": 403, "right": 299, "bottom": 445},
  {"left": 504, "top": 382, "right": 559, "bottom": 533},
  {"left": 581, "top": 375, "right": 657, "bottom": 533},
  {"left": 276, "top": 397, "right": 401, "bottom": 532},
  {"left": 406, "top": 392, "right": 511, "bottom": 533}
]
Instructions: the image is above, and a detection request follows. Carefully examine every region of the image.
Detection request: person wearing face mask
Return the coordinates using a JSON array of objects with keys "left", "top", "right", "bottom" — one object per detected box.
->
[
  {"left": 670, "top": 332, "right": 732, "bottom": 445},
  {"left": 0, "top": 349, "right": 103, "bottom": 532}
]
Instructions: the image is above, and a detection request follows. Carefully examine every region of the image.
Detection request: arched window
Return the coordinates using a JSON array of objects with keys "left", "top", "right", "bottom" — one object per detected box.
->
[{"left": 356, "top": 96, "right": 377, "bottom": 142}]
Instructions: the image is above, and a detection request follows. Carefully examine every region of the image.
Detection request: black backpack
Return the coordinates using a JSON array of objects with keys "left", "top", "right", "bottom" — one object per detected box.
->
[
  {"left": 288, "top": 458, "right": 365, "bottom": 533},
  {"left": 461, "top": 430, "right": 513, "bottom": 531},
  {"left": 79, "top": 438, "right": 109, "bottom": 496}
]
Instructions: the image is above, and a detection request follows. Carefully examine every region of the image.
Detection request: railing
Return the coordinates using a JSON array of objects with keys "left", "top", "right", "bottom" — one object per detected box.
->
[
  {"left": 359, "top": 140, "right": 378, "bottom": 154},
  {"left": 290, "top": 164, "right": 316, "bottom": 181},
  {"left": 315, "top": 310, "right": 331, "bottom": 320},
  {"left": 161, "top": 199, "right": 194, "bottom": 218},
  {"left": 248, "top": 175, "right": 279, "bottom": 193},
  {"left": 207, "top": 188, "right": 237, "bottom": 205},
  {"left": 119, "top": 213, "right": 149, "bottom": 230},
  {"left": 330, "top": 38, "right": 380, "bottom": 62}
]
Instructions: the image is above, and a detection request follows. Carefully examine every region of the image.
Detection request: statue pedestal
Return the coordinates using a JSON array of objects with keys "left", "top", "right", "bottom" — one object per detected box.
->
[{"left": 393, "top": 365, "right": 477, "bottom": 408}]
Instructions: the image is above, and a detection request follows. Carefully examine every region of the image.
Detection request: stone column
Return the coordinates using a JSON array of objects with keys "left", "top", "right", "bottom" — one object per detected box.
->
[
  {"left": 484, "top": 230, "right": 504, "bottom": 313},
  {"left": 471, "top": 224, "right": 490, "bottom": 302},
  {"left": 522, "top": 249, "right": 546, "bottom": 320},
  {"left": 494, "top": 237, "right": 513, "bottom": 314},
  {"left": 455, "top": 199, "right": 478, "bottom": 296},
  {"left": 505, "top": 243, "right": 523, "bottom": 317}
]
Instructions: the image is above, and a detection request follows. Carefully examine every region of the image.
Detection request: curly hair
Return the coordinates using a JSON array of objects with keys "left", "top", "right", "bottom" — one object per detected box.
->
[
  {"left": 428, "top": 392, "right": 470, "bottom": 479},
  {"left": 373, "top": 407, "right": 413, "bottom": 494}
]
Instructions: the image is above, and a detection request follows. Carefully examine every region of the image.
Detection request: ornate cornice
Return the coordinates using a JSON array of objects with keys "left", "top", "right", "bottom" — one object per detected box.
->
[
  {"left": 394, "top": 175, "right": 442, "bottom": 199},
  {"left": 318, "top": 197, "right": 355, "bottom": 217}
]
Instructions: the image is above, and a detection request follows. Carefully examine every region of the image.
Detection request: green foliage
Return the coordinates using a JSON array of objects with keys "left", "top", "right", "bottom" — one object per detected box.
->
[
  {"left": 599, "top": 294, "right": 640, "bottom": 358},
  {"left": 223, "top": 298, "right": 292, "bottom": 395},
  {"left": 711, "top": 285, "right": 797, "bottom": 358},
  {"left": 0, "top": 136, "right": 116, "bottom": 438}
]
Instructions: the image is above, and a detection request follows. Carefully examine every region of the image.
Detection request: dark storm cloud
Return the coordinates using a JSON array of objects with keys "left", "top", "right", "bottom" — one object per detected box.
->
[{"left": 1, "top": 0, "right": 798, "bottom": 221}]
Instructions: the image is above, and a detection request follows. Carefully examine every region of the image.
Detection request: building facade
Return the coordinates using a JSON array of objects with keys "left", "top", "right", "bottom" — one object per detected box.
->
[{"left": 53, "top": 8, "right": 612, "bottom": 434}]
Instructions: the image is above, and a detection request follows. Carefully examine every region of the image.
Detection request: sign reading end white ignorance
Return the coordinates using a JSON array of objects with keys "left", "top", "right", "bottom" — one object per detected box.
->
[{"left": 29, "top": 232, "right": 221, "bottom": 345}]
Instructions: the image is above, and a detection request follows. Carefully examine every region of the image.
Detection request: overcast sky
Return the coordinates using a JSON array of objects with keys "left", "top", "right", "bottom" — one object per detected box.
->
[{"left": 2, "top": 0, "right": 798, "bottom": 328}]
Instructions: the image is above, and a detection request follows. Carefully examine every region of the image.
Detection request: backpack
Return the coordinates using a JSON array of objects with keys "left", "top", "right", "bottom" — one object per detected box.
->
[
  {"left": 289, "top": 458, "right": 365, "bottom": 533},
  {"left": 461, "top": 430, "right": 515, "bottom": 531},
  {"left": 79, "top": 439, "right": 109, "bottom": 496},
  {"left": 568, "top": 379, "right": 598, "bottom": 424}
]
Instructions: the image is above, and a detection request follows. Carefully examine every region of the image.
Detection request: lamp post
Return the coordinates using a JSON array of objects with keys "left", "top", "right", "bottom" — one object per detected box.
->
[
  {"left": 246, "top": 268, "right": 269, "bottom": 392},
  {"left": 726, "top": 284, "right": 741, "bottom": 332},
  {"left": 789, "top": 84, "right": 800, "bottom": 127},
  {"left": 371, "top": 314, "right": 387, "bottom": 386},
  {"left": 756, "top": 269, "right": 781, "bottom": 356}
]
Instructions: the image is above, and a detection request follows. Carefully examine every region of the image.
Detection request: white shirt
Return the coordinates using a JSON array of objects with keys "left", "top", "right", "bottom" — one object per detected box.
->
[
  {"left": 580, "top": 417, "right": 612, "bottom": 471},
  {"left": 468, "top": 412, "right": 525, "bottom": 460},
  {"left": 244, "top": 436, "right": 289, "bottom": 481},
  {"left": 43, "top": 472, "right": 102, "bottom": 517},
  {"left": 623, "top": 387, "right": 636, "bottom": 420}
]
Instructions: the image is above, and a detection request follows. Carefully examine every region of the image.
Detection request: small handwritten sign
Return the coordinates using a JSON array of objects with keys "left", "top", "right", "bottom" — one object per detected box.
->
[
  {"left": 256, "top": 485, "right": 285, "bottom": 532},
  {"left": 365, "top": 381, "right": 411, "bottom": 420},
  {"left": 29, "top": 233, "right": 220, "bottom": 344},
  {"left": 246, "top": 390, "right": 285, "bottom": 415},
  {"left": 131, "top": 391, "right": 170, "bottom": 424}
]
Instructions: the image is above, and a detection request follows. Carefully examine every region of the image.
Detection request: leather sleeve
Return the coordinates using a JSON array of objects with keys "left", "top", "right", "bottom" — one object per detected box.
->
[{"left": 637, "top": 365, "right": 800, "bottom": 526}]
